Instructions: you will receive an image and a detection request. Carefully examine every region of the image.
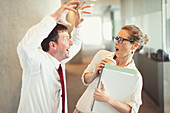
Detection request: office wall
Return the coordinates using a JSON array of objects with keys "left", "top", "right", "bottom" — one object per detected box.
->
[
  {"left": 121, "top": 0, "right": 162, "bottom": 51},
  {"left": 102, "top": 10, "right": 114, "bottom": 51},
  {"left": 120, "top": 0, "right": 166, "bottom": 112},
  {"left": 0, "top": 0, "right": 60, "bottom": 113},
  {"left": 166, "top": 0, "right": 170, "bottom": 54}
]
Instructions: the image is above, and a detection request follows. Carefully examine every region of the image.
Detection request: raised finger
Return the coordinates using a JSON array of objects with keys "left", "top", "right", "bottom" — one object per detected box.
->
[
  {"left": 78, "top": 1, "right": 87, "bottom": 8},
  {"left": 82, "top": 11, "right": 91, "bottom": 14},
  {"left": 82, "top": 5, "right": 91, "bottom": 10},
  {"left": 101, "top": 81, "right": 105, "bottom": 90}
]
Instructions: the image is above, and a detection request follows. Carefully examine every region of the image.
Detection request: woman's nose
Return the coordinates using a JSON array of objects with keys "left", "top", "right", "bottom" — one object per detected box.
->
[
  {"left": 115, "top": 40, "right": 118, "bottom": 45},
  {"left": 69, "top": 39, "right": 73, "bottom": 46}
]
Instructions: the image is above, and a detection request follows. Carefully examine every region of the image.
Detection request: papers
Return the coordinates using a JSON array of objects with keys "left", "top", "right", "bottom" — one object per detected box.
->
[{"left": 91, "top": 64, "right": 139, "bottom": 113}]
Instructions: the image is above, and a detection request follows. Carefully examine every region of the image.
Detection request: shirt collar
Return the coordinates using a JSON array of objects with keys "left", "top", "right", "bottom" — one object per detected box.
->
[{"left": 46, "top": 53, "right": 60, "bottom": 70}]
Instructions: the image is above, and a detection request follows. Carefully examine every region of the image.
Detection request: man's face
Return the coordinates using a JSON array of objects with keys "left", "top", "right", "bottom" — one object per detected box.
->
[{"left": 56, "top": 30, "right": 73, "bottom": 61}]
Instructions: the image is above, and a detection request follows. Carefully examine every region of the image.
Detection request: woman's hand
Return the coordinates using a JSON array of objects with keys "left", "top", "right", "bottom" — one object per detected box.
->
[
  {"left": 93, "top": 59, "right": 107, "bottom": 78},
  {"left": 94, "top": 81, "right": 132, "bottom": 113},
  {"left": 94, "top": 81, "right": 109, "bottom": 103},
  {"left": 84, "top": 59, "right": 107, "bottom": 84}
]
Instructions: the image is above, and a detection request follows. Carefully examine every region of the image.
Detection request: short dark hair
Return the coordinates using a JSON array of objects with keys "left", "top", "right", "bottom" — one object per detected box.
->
[{"left": 41, "top": 24, "right": 68, "bottom": 52}]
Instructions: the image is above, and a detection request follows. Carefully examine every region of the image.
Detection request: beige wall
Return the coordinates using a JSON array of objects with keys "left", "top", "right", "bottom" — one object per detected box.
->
[{"left": 0, "top": 0, "right": 60, "bottom": 113}]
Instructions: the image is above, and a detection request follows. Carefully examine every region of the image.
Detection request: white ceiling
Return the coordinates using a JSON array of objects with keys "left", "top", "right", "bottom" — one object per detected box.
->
[{"left": 62, "top": 0, "right": 120, "bottom": 16}]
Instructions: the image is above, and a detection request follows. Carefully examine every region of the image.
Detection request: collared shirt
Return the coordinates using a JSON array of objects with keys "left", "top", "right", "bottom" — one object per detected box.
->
[
  {"left": 76, "top": 50, "right": 143, "bottom": 113},
  {"left": 17, "top": 15, "right": 82, "bottom": 113}
]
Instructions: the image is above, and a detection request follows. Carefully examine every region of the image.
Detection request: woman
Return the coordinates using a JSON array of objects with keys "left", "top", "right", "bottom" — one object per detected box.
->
[{"left": 74, "top": 25, "right": 149, "bottom": 113}]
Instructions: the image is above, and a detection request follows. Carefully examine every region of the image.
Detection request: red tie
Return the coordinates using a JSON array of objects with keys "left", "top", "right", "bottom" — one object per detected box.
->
[{"left": 57, "top": 64, "right": 65, "bottom": 113}]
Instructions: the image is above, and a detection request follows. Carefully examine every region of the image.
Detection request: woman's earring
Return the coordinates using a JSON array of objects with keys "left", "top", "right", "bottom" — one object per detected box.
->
[{"left": 131, "top": 51, "right": 134, "bottom": 54}]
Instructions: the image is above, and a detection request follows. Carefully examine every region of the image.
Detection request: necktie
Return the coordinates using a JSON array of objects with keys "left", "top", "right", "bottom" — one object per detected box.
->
[{"left": 57, "top": 64, "right": 65, "bottom": 113}]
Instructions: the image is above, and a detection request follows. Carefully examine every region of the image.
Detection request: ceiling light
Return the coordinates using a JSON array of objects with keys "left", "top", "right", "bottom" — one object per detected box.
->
[{"left": 91, "top": 0, "right": 97, "bottom": 1}]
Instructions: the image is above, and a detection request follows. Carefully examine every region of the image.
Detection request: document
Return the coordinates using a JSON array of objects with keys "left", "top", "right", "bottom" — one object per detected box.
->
[{"left": 91, "top": 64, "right": 139, "bottom": 113}]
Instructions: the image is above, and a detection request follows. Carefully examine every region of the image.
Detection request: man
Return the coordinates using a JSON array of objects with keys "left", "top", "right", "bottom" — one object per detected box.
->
[{"left": 17, "top": 0, "right": 91, "bottom": 113}]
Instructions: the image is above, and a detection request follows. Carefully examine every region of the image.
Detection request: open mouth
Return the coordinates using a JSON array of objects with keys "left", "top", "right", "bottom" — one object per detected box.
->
[
  {"left": 66, "top": 47, "right": 71, "bottom": 53},
  {"left": 66, "top": 48, "right": 69, "bottom": 52},
  {"left": 115, "top": 47, "right": 119, "bottom": 52}
]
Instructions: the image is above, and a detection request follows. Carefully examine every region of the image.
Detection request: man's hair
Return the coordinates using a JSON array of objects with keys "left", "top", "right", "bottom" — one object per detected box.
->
[{"left": 41, "top": 24, "right": 68, "bottom": 52}]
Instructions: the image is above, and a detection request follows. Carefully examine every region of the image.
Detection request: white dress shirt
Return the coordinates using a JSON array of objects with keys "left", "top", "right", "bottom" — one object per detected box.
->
[
  {"left": 76, "top": 50, "right": 143, "bottom": 113},
  {"left": 17, "top": 16, "right": 82, "bottom": 113}
]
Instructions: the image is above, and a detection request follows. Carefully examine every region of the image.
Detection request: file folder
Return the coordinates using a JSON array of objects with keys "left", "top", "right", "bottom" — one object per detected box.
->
[{"left": 91, "top": 64, "right": 138, "bottom": 113}]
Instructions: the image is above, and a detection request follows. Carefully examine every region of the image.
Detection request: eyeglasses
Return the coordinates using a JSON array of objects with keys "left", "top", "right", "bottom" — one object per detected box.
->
[{"left": 113, "top": 36, "right": 135, "bottom": 44}]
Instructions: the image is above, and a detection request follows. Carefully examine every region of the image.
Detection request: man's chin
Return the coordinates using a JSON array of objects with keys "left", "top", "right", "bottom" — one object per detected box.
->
[
  {"left": 65, "top": 54, "right": 70, "bottom": 58},
  {"left": 64, "top": 50, "right": 70, "bottom": 58}
]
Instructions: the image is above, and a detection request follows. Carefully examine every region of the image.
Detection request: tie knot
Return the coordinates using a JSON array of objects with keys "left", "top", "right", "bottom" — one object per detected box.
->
[{"left": 57, "top": 64, "right": 62, "bottom": 73}]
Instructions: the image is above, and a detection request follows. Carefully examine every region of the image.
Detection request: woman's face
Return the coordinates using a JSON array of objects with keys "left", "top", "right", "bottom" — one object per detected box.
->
[{"left": 115, "top": 29, "right": 134, "bottom": 58}]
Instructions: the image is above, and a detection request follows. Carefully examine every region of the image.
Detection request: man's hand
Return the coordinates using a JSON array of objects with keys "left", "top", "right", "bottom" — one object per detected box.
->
[
  {"left": 50, "top": 0, "right": 80, "bottom": 26},
  {"left": 75, "top": 1, "right": 91, "bottom": 28}
]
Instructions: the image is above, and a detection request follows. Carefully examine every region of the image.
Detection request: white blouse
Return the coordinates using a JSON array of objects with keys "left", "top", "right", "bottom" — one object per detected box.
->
[{"left": 76, "top": 50, "right": 143, "bottom": 113}]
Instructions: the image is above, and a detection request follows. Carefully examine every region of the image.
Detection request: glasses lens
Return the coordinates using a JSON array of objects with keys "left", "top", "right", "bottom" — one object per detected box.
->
[
  {"left": 119, "top": 38, "right": 124, "bottom": 44},
  {"left": 114, "top": 37, "right": 118, "bottom": 42},
  {"left": 114, "top": 37, "right": 125, "bottom": 44}
]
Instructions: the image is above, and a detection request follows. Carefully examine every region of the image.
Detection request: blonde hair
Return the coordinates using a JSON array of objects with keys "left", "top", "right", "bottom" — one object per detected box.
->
[{"left": 121, "top": 25, "right": 149, "bottom": 53}]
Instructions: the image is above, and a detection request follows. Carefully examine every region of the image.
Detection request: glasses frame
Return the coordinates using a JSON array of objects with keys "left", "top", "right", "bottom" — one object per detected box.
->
[{"left": 113, "top": 36, "right": 135, "bottom": 44}]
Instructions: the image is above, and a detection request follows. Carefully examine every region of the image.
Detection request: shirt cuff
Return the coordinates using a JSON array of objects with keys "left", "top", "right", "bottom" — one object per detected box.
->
[
  {"left": 76, "top": 22, "right": 83, "bottom": 28},
  {"left": 81, "top": 71, "right": 90, "bottom": 86},
  {"left": 72, "top": 27, "right": 81, "bottom": 37}
]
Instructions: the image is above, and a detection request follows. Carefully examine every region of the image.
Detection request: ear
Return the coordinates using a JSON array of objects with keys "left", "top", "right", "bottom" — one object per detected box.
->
[
  {"left": 132, "top": 43, "right": 139, "bottom": 50},
  {"left": 49, "top": 41, "right": 57, "bottom": 50}
]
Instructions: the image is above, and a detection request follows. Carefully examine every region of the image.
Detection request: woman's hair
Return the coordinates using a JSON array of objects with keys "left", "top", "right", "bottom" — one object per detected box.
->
[{"left": 121, "top": 25, "right": 149, "bottom": 53}]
